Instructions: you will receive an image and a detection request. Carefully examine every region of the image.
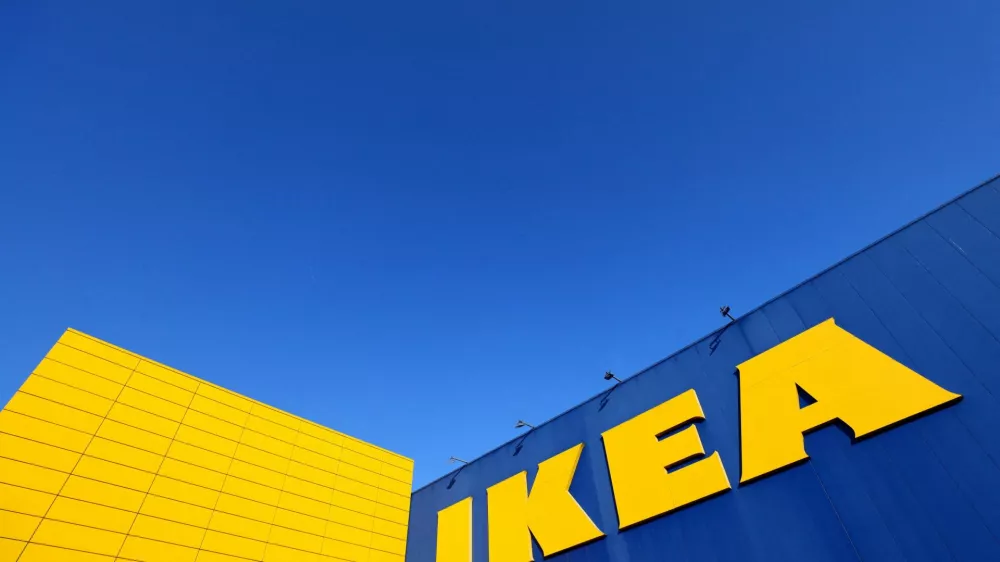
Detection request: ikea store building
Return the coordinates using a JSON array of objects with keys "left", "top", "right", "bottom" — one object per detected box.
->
[
  {"left": 406, "top": 175, "right": 1000, "bottom": 562},
  {"left": 2, "top": 176, "right": 999, "bottom": 562}
]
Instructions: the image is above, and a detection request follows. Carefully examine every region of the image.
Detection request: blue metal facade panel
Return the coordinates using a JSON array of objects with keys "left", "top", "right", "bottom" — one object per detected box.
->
[{"left": 407, "top": 177, "right": 1000, "bottom": 562}]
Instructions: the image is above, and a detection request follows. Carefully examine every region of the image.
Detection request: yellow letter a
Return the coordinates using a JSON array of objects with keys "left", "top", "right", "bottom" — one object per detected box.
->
[
  {"left": 487, "top": 444, "right": 603, "bottom": 562},
  {"left": 738, "top": 318, "right": 961, "bottom": 483}
]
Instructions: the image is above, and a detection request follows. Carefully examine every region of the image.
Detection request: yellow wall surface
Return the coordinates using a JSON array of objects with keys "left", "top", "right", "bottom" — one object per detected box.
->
[{"left": 0, "top": 329, "right": 413, "bottom": 562}]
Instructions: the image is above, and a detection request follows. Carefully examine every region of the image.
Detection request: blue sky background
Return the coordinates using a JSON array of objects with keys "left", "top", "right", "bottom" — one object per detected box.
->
[{"left": 1, "top": 0, "right": 997, "bottom": 489}]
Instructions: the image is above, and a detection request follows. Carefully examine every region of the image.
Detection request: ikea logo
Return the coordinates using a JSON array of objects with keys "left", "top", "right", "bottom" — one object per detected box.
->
[{"left": 435, "top": 319, "right": 962, "bottom": 562}]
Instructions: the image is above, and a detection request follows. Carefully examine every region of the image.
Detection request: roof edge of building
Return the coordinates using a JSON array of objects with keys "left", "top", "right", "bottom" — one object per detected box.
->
[{"left": 414, "top": 171, "right": 1000, "bottom": 495}]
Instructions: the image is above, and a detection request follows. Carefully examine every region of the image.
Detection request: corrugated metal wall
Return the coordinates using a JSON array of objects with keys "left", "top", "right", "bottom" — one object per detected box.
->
[{"left": 407, "top": 177, "right": 1000, "bottom": 562}]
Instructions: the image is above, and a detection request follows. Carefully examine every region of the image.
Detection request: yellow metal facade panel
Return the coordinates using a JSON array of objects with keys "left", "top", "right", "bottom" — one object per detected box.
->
[{"left": 0, "top": 329, "right": 412, "bottom": 562}]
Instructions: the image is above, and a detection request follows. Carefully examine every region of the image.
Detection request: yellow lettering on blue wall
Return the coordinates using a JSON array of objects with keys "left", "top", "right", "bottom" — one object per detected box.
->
[
  {"left": 737, "top": 318, "right": 961, "bottom": 483},
  {"left": 602, "top": 388, "right": 731, "bottom": 529},
  {"left": 486, "top": 444, "right": 603, "bottom": 562},
  {"left": 437, "top": 497, "right": 473, "bottom": 562}
]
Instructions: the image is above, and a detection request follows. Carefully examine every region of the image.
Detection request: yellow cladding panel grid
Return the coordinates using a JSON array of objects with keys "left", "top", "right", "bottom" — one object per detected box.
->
[{"left": 0, "top": 329, "right": 413, "bottom": 562}]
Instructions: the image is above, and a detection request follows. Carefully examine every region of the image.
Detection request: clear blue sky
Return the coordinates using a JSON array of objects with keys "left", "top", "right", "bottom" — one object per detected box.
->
[{"left": 1, "top": 0, "right": 997, "bottom": 489}]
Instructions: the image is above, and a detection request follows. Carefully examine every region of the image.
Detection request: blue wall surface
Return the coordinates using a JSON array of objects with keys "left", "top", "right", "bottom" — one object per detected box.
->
[{"left": 407, "top": 176, "right": 1000, "bottom": 562}]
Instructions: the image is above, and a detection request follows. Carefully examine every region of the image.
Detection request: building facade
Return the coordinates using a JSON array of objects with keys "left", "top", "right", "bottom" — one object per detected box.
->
[
  {"left": 0, "top": 330, "right": 412, "bottom": 562},
  {"left": 407, "top": 176, "right": 1000, "bottom": 562}
]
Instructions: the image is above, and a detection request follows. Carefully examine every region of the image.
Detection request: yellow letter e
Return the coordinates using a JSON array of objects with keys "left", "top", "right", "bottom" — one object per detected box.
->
[{"left": 602, "top": 388, "right": 731, "bottom": 529}]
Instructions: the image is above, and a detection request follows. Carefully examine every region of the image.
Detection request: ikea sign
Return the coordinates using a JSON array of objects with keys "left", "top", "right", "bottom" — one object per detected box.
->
[{"left": 435, "top": 319, "right": 962, "bottom": 562}]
